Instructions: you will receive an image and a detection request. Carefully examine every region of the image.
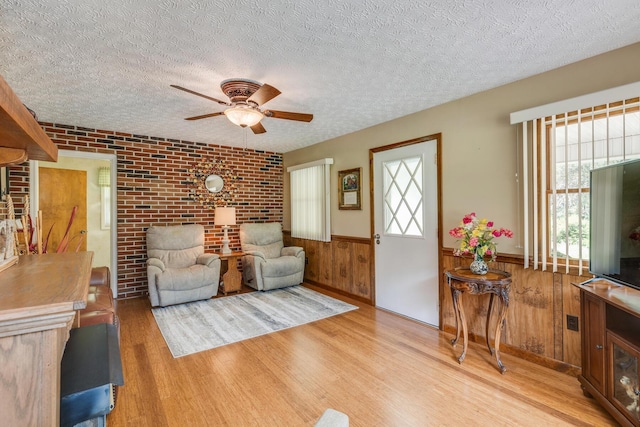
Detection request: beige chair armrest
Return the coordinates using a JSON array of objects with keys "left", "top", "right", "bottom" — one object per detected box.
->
[
  {"left": 281, "top": 246, "right": 303, "bottom": 257},
  {"left": 244, "top": 250, "right": 267, "bottom": 260},
  {"left": 147, "top": 257, "right": 165, "bottom": 272},
  {"left": 197, "top": 253, "right": 220, "bottom": 267}
]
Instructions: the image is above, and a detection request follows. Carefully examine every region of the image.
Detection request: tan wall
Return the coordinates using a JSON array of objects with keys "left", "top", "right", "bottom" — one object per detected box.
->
[{"left": 283, "top": 42, "right": 640, "bottom": 257}]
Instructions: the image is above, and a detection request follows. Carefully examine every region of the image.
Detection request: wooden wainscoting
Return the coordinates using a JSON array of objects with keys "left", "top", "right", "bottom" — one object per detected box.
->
[
  {"left": 284, "top": 232, "right": 373, "bottom": 303},
  {"left": 441, "top": 251, "right": 589, "bottom": 372},
  {"left": 284, "top": 231, "right": 590, "bottom": 372}
]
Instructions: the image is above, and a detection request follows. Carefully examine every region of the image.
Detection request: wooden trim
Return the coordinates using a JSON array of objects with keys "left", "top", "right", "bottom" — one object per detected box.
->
[
  {"left": 368, "top": 133, "right": 443, "bottom": 313},
  {"left": 441, "top": 324, "right": 580, "bottom": 376},
  {"left": 283, "top": 230, "right": 371, "bottom": 246},
  {"left": 442, "top": 246, "right": 594, "bottom": 278},
  {"left": 330, "top": 234, "right": 370, "bottom": 244},
  {"left": 369, "top": 133, "right": 443, "bottom": 153},
  {"left": 304, "top": 279, "right": 373, "bottom": 305},
  {"left": 442, "top": 247, "right": 524, "bottom": 265}
]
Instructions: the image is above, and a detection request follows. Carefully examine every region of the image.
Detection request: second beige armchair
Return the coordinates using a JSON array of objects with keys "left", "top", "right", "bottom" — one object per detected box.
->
[{"left": 239, "top": 223, "right": 305, "bottom": 291}]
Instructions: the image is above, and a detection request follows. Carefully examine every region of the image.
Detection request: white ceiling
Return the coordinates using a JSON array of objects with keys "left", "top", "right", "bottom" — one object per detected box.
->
[{"left": 1, "top": 1, "right": 639, "bottom": 153}]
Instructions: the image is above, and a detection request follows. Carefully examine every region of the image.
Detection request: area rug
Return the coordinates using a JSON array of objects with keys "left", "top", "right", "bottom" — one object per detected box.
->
[{"left": 151, "top": 286, "right": 358, "bottom": 358}]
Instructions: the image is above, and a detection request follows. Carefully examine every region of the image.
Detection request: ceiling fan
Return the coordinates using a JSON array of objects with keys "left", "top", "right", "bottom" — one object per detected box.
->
[{"left": 171, "top": 78, "right": 313, "bottom": 134}]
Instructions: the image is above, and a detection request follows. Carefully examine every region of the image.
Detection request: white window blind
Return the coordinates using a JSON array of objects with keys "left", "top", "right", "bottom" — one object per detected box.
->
[
  {"left": 511, "top": 83, "right": 640, "bottom": 273},
  {"left": 287, "top": 158, "right": 333, "bottom": 242}
]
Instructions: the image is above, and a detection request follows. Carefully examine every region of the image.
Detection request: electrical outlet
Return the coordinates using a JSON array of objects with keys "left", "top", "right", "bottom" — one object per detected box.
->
[{"left": 567, "top": 314, "right": 579, "bottom": 331}]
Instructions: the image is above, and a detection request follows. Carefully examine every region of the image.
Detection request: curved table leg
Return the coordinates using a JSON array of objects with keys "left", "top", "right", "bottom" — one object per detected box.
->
[
  {"left": 457, "top": 293, "right": 469, "bottom": 364},
  {"left": 450, "top": 286, "right": 462, "bottom": 346},
  {"left": 486, "top": 293, "right": 495, "bottom": 354},
  {"left": 494, "top": 291, "right": 509, "bottom": 374}
]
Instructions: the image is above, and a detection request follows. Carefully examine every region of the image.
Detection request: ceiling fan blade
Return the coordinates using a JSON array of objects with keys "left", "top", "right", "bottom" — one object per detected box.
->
[
  {"left": 264, "top": 110, "right": 313, "bottom": 122},
  {"left": 184, "top": 112, "right": 225, "bottom": 121},
  {"left": 250, "top": 122, "right": 266, "bottom": 134},
  {"left": 171, "top": 85, "right": 230, "bottom": 106},
  {"left": 247, "top": 84, "right": 281, "bottom": 106}
]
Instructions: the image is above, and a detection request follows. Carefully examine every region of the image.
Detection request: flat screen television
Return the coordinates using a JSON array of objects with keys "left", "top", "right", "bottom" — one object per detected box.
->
[{"left": 590, "top": 158, "right": 640, "bottom": 290}]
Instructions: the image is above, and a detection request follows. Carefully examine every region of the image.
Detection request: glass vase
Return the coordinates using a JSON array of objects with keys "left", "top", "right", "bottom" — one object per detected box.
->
[{"left": 470, "top": 253, "right": 488, "bottom": 275}]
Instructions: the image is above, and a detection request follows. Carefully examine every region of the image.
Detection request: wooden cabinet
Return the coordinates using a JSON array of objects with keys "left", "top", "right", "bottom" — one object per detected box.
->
[
  {"left": 0, "top": 252, "right": 92, "bottom": 426},
  {"left": 576, "top": 279, "right": 640, "bottom": 427},
  {"left": 582, "top": 291, "right": 606, "bottom": 394},
  {"left": 607, "top": 331, "right": 640, "bottom": 423}
]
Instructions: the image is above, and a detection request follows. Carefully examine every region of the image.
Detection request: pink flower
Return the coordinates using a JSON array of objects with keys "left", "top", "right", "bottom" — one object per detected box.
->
[
  {"left": 469, "top": 236, "right": 478, "bottom": 247},
  {"left": 501, "top": 228, "right": 514, "bottom": 238},
  {"left": 487, "top": 221, "right": 494, "bottom": 227},
  {"left": 485, "top": 249, "right": 492, "bottom": 255},
  {"left": 449, "top": 227, "right": 464, "bottom": 238},
  {"left": 462, "top": 212, "right": 475, "bottom": 224},
  {"left": 492, "top": 229, "right": 502, "bottom": 237}
]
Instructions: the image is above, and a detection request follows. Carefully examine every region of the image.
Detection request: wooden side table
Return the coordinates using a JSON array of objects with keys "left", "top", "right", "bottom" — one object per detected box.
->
[
  {"left": 445, "top": 267, "right": 512, "bottom": 374},
  {"left": 219, "top": 251, "right": 244, "bottom": 295}
]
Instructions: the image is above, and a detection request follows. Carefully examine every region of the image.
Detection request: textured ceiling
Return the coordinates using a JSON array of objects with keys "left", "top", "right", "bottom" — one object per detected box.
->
[{"left": 1, "top": 0, "right": 640, "bottom": 153}]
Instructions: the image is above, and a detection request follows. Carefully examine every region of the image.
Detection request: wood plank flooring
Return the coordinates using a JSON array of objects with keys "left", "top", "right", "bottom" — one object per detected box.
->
[{"left": 107, "top": 285, "right": 617, "bottom": 426}]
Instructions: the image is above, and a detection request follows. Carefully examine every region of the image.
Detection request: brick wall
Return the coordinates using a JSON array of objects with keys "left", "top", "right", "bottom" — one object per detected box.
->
[{"left": 8, "top": 122, "right": 283, "bottom": 299}]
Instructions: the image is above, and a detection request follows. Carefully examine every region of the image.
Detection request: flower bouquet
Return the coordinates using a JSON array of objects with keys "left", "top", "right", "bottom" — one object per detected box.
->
[{"left": 449, "top": 212, "right": 513, "bottom": 274}]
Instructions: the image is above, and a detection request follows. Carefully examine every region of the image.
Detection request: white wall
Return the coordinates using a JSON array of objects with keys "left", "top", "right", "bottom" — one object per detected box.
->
[{"left": 283, "top": 42, "right": 640, "bottom": 256}]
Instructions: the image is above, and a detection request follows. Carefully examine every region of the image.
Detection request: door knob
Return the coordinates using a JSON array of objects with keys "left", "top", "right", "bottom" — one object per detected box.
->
[
  {"left": 595, "top": 344, "right": 603, "bottom": 350},
  {"left": 374, "top": 234, "right": 381, "bottom": 244}
]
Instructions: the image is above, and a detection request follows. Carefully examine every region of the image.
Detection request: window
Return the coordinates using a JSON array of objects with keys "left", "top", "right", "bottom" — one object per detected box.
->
[
  {"left": 98, "top": 167, "right": 111, "bottom": 230},
  {"left": 287, "top": 158, "right": 333, "bottom": 242},
  {"left": 511, "top": 82, "right": 640, "bottom": 272},
  {"left": 101, "top": 186, "right": 111, "bottom": 230},
  {"left": 545, "top": 100, "right": 640, "bottom": 265},
  {"left": 382, "top": 156, "right": 423, "bottom": 236}
]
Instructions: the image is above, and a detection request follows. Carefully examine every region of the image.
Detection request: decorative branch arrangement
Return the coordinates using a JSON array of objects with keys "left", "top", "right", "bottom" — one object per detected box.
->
[
  {"left": 187, "top": 157, "right": 239, "bottom": 208},
  {"left": 2, "top": 194, "right": 84, "bottom": 256}
]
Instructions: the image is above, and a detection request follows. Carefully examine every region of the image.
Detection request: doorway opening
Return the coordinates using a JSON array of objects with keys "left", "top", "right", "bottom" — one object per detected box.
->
[{"left": 30, "top": 150, "right": 118, "bottom": 297}]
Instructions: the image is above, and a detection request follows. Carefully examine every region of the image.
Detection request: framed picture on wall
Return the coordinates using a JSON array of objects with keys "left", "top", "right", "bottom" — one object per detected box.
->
[{"left": 338, "top": 167, "right": 361, "bottom": 210}]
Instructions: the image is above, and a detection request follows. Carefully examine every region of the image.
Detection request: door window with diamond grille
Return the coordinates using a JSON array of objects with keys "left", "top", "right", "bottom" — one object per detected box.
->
[{"left": 382, "top": 155, "right": 424, "bottom": 237}]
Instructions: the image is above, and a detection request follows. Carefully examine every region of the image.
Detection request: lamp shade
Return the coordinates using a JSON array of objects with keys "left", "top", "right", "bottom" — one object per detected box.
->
[
  {"left": 224, "top": 106, "right": 263, "bottom": 127},
  {"left": 214, "top": 207, "right": 237, "bottom": 226}
]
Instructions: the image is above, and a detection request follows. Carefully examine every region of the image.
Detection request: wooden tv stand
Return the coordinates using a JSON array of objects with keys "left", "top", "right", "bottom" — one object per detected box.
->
[
  {"left": 575, "top": 278, "right": 640, "bottom": 426},
  {"left": 0, "top": 252, "right": 92, "bottom": 427}
]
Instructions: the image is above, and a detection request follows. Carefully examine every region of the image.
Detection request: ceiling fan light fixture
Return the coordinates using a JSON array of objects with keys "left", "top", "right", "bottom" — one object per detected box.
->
[{"left": 224, "top": 105, "right": 264, "bottom": 127}]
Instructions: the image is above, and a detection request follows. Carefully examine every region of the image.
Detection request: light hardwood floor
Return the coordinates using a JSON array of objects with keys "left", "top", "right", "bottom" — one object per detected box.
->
[{"left": 107, "top": 284, "right": 617, "bottom": 426}]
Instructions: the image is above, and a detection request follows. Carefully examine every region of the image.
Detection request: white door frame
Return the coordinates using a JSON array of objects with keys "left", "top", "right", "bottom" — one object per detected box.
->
[
  {"left": 30, "top": 150, "right": 118, "bottom": 297},
  {"left": 369, "top": 134, "right": 443, "bottom": 325}
]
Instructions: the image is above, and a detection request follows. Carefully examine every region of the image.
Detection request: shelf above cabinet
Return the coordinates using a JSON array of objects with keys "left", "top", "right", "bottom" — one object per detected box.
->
[{"left": 0, "top": 74, "right": 57, "bottom": 166}]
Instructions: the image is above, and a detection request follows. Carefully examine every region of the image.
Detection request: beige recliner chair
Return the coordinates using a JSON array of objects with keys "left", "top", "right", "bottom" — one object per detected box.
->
[
  {"left": 239, "top": 223, "right": 305, "bottom": 291},
  {"left": 146, "top": 224, "right": 221, "bottom": 307}
]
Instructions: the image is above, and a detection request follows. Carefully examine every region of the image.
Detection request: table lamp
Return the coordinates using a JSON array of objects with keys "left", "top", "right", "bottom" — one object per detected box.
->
[{"left": 214, "top": 206, "right": 236, "bottom": 254}]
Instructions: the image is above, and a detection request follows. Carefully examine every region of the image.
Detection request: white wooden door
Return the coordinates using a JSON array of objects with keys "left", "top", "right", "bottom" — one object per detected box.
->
[{"left": 373, "top": 140, "right": 439, "bottom": 326}]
